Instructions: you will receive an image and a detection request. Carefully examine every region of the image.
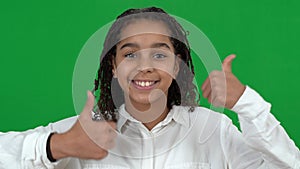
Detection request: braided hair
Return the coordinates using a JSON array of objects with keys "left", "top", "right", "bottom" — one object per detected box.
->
[{"left": 94, "top": 7, "right": 199, "bottom": 121}]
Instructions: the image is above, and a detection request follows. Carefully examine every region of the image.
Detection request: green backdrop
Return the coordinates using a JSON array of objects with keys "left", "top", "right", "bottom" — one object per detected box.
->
[{"left": 0, "top": 0, "right": 299, "bottom": 147}]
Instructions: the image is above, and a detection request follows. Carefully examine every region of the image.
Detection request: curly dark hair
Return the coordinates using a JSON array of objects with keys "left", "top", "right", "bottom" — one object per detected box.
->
[{"left": 93, "top": 7, "right": 199, "bottom": 122}]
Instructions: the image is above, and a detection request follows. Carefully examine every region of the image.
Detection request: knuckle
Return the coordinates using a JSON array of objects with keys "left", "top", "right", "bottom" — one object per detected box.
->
[
  {"left": 210, "top": 76, "right": 219, "bottom": 85},
  {"left": 216, "top": 95, "right": 225, "bottom": 102},
  {"left": 210, "top": 81, "right": 217, "bottom": 88},
  {"left": 210, "top": 70, "right": 218, "bottom": 76},
  {"left": 210, "top": 70, "right": 222, "bottom": 77},
  {"left": 214, "top": 87, "right": 222, "bottom": 94},
  {"left": 97, "top": 150, "right": 108, "bottom": 159}
]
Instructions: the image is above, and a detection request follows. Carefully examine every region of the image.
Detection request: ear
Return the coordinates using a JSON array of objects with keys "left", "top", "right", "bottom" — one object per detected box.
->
[
  {"left": 112, "top": 70, "right": 117, "bottom": 78},
  {"left": 174, "top": 54, "right": 181, "bottom": 78},
  {"left": 112, "top": 57, "right": 118, "bottom": 78}
]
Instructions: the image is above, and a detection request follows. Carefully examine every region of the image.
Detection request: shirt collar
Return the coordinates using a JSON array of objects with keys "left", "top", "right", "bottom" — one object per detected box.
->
[
  {"left": 172, "top": 106, "right": 191, "bottom": 128},
  {"left": 117, "top": 104, "right": 191, "bottom": 132}
]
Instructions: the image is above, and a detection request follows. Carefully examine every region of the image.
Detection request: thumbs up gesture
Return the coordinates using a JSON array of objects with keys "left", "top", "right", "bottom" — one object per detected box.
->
[
  {"left": 201, "top": 54, "right": 246, "bottom": 109},
  {"left": 50, "top": 91, "right": 117, "bottom": 160}
]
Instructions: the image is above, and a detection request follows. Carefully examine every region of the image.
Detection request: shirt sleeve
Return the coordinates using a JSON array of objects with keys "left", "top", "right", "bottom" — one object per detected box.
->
[
  {"left": 0, "top": 116, "right": 77, "bottom": 169},
  {"left": 231, "top": 86, "right": 300, "bottom": 168}
]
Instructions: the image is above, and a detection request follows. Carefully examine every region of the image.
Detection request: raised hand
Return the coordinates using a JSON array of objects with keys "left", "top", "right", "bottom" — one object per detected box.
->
[
  {"left": 50, "top": 91, "right": 117, "bottom": 160},
  {"left": 201, "top": 54, "right": 246, "bottom": 109}
]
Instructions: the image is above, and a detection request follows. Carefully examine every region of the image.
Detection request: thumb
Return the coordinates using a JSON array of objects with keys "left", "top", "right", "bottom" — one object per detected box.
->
[
  {"left": 82, "top": 90, "right": 95, "bottom": 114},
  {"left": 222, "top": 54, "right": 236, "bottom": 73}
]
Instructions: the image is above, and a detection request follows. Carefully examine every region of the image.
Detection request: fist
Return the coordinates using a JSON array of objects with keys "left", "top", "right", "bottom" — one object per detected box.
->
[{"left": 201, "top": 54, "right": 246, "bottom": 109}]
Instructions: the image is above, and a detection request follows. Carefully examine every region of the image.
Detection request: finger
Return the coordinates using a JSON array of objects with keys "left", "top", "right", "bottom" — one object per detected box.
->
[
  {"left": 108, "top": 121, "right": 117, "bottom": 130},
  {"left": 201, "top": 77, "right": 210, "bottom": 91},
  {"left": 202, "top": 70, "right": 222, "bottom": 92},
  {"left": 211, "top": 93, "right": 224, "bottom": 107},
  {"left": 207, "top": 94, "right": 212, "bottom": 104},
  {"left": 92, "top": 149, "right": 108, "bottom": 159},
  {"left": 208, "top": 90, "right": 221, "bottom": 106},
  {"left": 209, "top": 91, "right": 220, "bottom": 106},
  {"left": 222, "top": 54, "right": 236, "bottom": 73},
  {"left": 201, "top": 74, "right": 214, "bottom": 96},
  {"left": 202, "top": 83, "right": 211, "bottom": 99}
]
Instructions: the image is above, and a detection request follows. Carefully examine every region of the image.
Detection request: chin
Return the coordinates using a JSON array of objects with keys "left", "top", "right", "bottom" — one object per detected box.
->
[{"left": 132, "top": 97, "right": 152, "bottom": 105}]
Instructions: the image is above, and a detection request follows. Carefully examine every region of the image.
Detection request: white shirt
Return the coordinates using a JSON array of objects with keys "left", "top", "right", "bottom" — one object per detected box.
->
[{"left": 0, "top": 86, "right": 299, "bottom": 169}]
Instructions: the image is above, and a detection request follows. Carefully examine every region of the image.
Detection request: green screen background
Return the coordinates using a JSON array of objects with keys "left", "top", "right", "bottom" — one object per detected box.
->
[{"left": 0, "top": 0, "right": 299, "bottom": 147}]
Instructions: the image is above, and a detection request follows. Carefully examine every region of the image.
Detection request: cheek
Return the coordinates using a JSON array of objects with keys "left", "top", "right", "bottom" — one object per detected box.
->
[
  {"left": 115, "top": 61, "right": 137, "bottom": 88},
  {"left": 151, "top": 58, "right": 177, "bottom": 78},
  {"left": 156, "top": 63, "right": 177, "bottom": 79},
  {"left": 160, "top": 71, "right": 174, "bottom": 87}
]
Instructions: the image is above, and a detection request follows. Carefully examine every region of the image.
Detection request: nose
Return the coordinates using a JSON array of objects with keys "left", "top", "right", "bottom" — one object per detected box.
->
[{"left": 136, "top": 51, "right": 154, "bottom": 73}]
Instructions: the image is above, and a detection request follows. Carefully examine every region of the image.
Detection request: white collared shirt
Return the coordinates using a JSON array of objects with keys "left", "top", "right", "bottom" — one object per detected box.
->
[{"left": 0, "top": 86, "right": 299, "bottom": 169}]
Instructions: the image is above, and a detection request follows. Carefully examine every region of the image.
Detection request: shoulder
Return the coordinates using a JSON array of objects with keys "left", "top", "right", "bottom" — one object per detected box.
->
[
  {"left": 173, "top": 105, "right": 231, "bottom": 124},
  {"left": 172, "top": 105, "right": 235, "bottom": 143}
]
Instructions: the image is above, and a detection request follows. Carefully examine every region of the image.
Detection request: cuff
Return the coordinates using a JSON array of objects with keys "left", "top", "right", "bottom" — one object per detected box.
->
[
  {"left": 231, "top": 85, "right": 272, "bottom": 120},
  {"left": 22, "top": 131, "right": 61, "bottom": 168}
]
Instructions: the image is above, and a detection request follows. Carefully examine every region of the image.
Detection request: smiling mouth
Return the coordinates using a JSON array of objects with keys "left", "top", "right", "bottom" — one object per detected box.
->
[{"left": 131, "top": 80, "right": 159, "bottom": 89}]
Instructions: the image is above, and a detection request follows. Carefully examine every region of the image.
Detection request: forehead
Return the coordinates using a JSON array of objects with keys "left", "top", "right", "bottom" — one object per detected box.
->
[
  {"left": 117, "top": 33, "right": 173, "bottom": 50},
  {"left": 119, "top": 19, "right": 171, "bottom": 42}
]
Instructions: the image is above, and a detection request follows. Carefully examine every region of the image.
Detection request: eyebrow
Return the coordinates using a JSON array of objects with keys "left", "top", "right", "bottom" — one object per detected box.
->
[{"left": 119, "top": 42, "right": 171, "bottom": 50}]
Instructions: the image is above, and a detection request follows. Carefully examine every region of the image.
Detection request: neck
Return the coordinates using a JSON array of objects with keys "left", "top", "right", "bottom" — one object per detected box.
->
[
  {"left": 124, "top": 95, "right": 169, "bottom": 131},
  {"left": 143, "top": 107, "right": 169, "bottom": 130}
]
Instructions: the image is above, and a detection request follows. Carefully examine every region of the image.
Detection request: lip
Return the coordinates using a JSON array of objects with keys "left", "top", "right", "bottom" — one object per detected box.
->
[{"left": 131, "top": 79, "right": 159, "bottom": 90}]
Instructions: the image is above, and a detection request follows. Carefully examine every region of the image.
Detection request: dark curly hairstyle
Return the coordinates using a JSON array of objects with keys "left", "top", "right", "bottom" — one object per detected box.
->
[{"left": 93, "top": 7, "right": 199, "bottom": 122}]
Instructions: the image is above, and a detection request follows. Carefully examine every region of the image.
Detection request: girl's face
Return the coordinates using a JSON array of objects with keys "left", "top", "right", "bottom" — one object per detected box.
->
[{"left": 113, "top": 19, "right": 179, "bottom": 111}]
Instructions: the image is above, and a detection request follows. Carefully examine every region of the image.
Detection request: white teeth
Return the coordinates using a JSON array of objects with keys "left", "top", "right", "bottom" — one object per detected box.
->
[{"left": 134, "top": 81, "right": 155, "bottom": 87}]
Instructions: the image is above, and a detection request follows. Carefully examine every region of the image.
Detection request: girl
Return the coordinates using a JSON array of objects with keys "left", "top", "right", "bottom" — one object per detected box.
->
[{"left": 0, "top": 7, "right": 299, "bottom": 169}]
